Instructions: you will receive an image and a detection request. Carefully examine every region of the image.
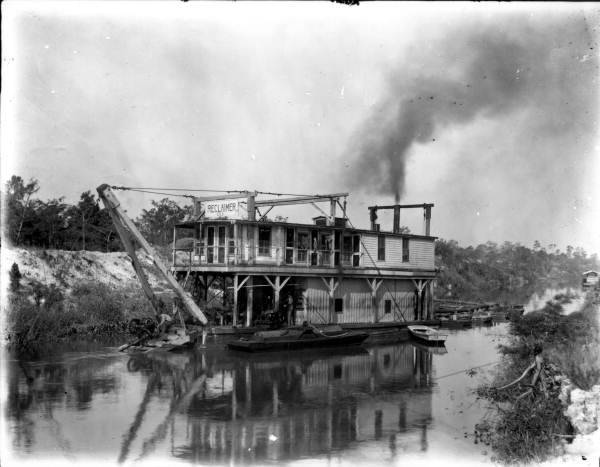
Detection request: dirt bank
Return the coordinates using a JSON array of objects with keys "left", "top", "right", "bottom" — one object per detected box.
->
[{"left": 2, "top": 246, "right": 166, "bottom": 293}]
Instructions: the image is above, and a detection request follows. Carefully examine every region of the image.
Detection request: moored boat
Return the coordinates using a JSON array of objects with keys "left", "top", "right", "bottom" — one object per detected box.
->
[
  {"left": 407, "top": 325, "right": 448, "bottom": 346},
  {"left": 227, "top": 325, "right": 369, "bottom": 352}
]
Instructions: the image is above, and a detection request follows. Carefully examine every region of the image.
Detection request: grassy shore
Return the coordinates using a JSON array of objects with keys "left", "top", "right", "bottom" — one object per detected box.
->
[
  {"left": 477, "top": 290, "right": 599, "bottom": 464},
  {"left": 5, "top": 279, "right": 155, "bottom": 357}
]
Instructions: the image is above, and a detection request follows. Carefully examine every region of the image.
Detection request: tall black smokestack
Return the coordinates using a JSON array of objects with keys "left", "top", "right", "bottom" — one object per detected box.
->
[{"left": 344, "top": 14, "right": 597, "bottom": 202}]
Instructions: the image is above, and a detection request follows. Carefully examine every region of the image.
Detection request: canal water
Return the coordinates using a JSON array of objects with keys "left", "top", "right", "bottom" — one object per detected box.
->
[{"left": 3, "top": 323, "right": 509, "bottom": 466}]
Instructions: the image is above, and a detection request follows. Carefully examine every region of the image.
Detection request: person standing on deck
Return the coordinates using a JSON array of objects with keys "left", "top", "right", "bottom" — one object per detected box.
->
[{"left": 286, "top": 293, "right": 295, "bottom": 326}]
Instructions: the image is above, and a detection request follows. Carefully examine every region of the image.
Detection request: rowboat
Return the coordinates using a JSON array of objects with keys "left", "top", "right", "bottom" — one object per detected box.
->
[
  {"left": 407, "top": 325, "right": 448, "bottom": 346},
  {"left": 227, "top": 325, "right": 369, "bottom": 352}
]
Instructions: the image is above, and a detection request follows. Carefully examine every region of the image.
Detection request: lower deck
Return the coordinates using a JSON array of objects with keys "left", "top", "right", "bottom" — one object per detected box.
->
[{"left": 171, "top": 269, "right": 436, "bottom": 328}]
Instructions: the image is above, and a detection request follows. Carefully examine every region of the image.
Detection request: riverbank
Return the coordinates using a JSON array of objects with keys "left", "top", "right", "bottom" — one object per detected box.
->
[
  {"left": 477, "top": 290, "right": 600, "bottom": 464},
  {"left": 1, "top": 247, "right": 163, "bottom": 356}
]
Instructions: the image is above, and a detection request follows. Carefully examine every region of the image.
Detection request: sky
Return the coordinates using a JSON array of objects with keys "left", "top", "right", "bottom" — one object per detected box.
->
[{"left": 2, "top": 2, "right": 600, "bottom": 254}]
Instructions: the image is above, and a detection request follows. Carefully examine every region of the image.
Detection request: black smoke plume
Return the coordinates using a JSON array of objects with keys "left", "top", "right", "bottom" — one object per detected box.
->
[{"left": 345, "top": 13, "right": 598, "bottom": 202}]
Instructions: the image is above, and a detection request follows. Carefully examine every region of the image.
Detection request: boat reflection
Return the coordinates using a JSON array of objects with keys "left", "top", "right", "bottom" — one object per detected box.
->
[
  {"left": 6, "top": 342, "right": 435, "bottom": 464},
  {"left": 122, "top": 342, "right": 434, "bottom": 464}
]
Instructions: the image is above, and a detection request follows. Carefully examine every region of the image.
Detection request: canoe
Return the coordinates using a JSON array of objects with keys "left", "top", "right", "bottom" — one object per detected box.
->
[
  {"left": 407, "top": 325, "right": 448, "bottom": 346},
  {"left": 227, "top": 326, "right": 369, "bottom": 352}
]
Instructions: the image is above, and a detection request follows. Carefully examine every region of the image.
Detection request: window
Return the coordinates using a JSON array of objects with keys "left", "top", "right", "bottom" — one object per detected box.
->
[
  {"left": 378, "top": 235, "right": 386, "bottom": 261},
  {"left": 384, "top": 300, "right": 392, "bottom": 314},
  {"left": 333, "top": 364, "right": 342, "bottom": 379},
  {"left": 297, "top": 231, "right": 309, "bottom": 263},
  {"left": 228, "top": 224, "right": 235, "bottom": 255},
  {"left": 207, "top": 226, "right": 215, "bottom": 263},
  {"left": 217, "top": 226, "right": 226, "bottom": 263},
  {"left": 352, "top": 235, "right": 361, "bottom": 267},
  {"left": 334, "top": 298, "right": 344, "bottom": 313},
  {"left": 258, "top": 227, "right": 271, "bottom": 256},
  {"left": 402, "top": 238, "right": 409, "bottom": 262}
]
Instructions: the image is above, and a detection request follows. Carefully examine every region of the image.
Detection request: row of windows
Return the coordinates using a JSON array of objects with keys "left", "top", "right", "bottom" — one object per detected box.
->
[
  {"left": 334, "top": 298, "right": 394, "bottom": 314},
  {"left": 377, "top": 235, "right": 410, "bottom": 262},
  {"left": 193, "top": 225, "right": 410, "bottom": 264}
]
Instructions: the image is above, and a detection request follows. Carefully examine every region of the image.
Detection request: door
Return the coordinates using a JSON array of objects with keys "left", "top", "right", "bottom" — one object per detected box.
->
[{"left": 285, "top": 228, "right": 295, "bottom": 264}]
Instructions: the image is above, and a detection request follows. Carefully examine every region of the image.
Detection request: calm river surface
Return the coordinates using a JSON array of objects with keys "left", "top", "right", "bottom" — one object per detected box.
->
[{"left": 3, "top": 323, "right": 509, "bottom": 466}]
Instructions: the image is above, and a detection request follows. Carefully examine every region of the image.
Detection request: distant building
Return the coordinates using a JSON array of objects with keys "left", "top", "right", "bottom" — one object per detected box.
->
[
  {"left": 171, "top": 192, "right": 437, "bottom": 327},
  {"left": 582, "top": 270, "right": 599, "bottom": 289}
]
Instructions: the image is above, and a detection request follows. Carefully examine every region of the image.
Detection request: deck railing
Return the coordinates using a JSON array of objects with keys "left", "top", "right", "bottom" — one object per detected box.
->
[{"left": 172, "top": 244, "right": 360, "bottom": 268}]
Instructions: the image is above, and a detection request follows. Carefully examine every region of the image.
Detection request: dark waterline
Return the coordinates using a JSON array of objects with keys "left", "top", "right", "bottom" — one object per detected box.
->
[{"left": 4, "top": 323, "right": 509, "bottom": 466}]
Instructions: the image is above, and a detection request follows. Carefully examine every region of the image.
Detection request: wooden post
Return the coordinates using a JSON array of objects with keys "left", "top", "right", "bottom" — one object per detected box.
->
[
  {"left": 101, "top": 203, "right": 161, "bottom": 320},
  {"left": 412, "top": 279, "right": 427, "bottom": 321},
  {"left": 97, "top": 185, "right": 207, "bottom": 324},
  {"left": 265, "top": 275, "right": 290, "bottom": 321},
  {"left": 367, "top": 279, "right": 382, "bottom": 323},
  {"left": 424, "top": 206, "right": 432, "bottom": 236},
  {"left": 393, "top": 206, "right": 400, "bottom": 233},
  {"left": 274, "top": 276, "right": 281, "bottom": 316},
  {"left": 246, "top": 276, "right": 254, "bottom": 327},
  {"left": 233, "top": 275, "right": 238, "bottom": 326},
  {"left": 329, "top": 199, "right": 336, "bottom": 226},
  {"left": 247, "top": 192, "right": 256, "bottom": 222},
  {"left": 321, "top": 277, "right": 339, "bottom": 324}
]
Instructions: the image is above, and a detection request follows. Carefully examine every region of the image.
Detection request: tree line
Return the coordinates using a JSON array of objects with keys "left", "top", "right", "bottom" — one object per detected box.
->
[
  {"left": 435, "top": 239, "right": 599, "bottom": 303},
  {"left": 4, "top": 175, "right": 599, "bottom": 298},
  {"left": 3, "top": 175, "right": 190, "bottom": 251}
]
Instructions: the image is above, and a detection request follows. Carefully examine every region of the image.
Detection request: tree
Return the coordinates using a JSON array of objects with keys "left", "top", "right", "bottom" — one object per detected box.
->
[
  {"left": 4, "top": 176, "right": 40, "bottom": 244},
  {"left": 136, "top": 199, "right": 192, "bottom": 246}
]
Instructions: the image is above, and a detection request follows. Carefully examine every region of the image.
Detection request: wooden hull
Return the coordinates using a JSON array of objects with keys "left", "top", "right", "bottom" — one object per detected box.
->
[{"left": 227, "top": 330, "right": 369, "bottom": 352}]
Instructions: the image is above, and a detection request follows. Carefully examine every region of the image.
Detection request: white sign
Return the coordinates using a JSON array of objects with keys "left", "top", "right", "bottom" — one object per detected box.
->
[{"left": 203, "top": 199, "right": 246, "bottom": 220}]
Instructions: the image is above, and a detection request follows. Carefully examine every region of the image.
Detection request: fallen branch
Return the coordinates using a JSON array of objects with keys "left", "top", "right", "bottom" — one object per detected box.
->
[{"left": 495, "top": 352, "right": 548, "bottom": 399}]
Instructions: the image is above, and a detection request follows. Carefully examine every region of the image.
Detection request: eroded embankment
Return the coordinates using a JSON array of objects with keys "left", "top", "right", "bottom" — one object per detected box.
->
[
  {"left": 2, "top": 247, "right": 166, "bottom": 356},
  {"left": 476, "top": 291, "right": 600, "bottom": 464}
]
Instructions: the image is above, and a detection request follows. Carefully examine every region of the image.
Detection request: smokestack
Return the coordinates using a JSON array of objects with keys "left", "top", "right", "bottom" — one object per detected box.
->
[{"left": 393, "top": 205, "right": 400, "bottom": 234}]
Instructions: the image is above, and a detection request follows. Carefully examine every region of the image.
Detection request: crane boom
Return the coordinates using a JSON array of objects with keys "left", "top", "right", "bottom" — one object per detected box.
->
[{"left": 97, "top": 184, "right": 208, "bottom": 325}]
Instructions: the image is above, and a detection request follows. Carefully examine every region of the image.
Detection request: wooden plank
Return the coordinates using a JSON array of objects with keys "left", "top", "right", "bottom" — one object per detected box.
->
[{"left": 99, "top": 186, "right": 208, "bottom": 324}]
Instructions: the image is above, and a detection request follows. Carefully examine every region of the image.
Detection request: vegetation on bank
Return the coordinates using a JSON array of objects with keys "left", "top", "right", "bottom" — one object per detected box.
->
[
  {"left": 435, "top": 239, "right": 599, "bottom": 303},
  {"left": 5, "top": 265, "right": 155, "bottom": 357},
  {"left": 476, "top": 291, "right": 600, "bottom": 464}
]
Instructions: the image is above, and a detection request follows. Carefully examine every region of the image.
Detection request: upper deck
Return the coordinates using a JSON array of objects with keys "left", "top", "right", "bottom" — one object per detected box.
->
[{"left": 171, "top": 198, "right": 436, "bottom": 279}]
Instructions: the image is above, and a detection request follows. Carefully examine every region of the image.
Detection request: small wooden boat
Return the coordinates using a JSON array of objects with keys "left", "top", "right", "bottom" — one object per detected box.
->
[
  {"left": 407, "top": 325, "right": 448, "bottom": 346},
  {"left": 227, "top": 325, "right": 369, "bottom": 352}
]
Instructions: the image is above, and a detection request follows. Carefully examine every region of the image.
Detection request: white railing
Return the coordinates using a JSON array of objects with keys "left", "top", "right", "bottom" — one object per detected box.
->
[{"left": 172, "top": 244, "right": 361, "bottom": 268}]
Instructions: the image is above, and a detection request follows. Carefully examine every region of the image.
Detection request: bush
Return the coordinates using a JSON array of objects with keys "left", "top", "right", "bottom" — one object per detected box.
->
[
  {"left": 6, "top": 280, "right": 155, "bottom": 356},
  {"left": 477, "top": 290, "right": 599, "bottom": 463}
]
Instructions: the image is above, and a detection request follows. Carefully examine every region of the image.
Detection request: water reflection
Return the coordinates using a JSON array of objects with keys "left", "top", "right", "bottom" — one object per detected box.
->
[
  {"left": 125, "top": 344, "right": 433, "bottom": 464},
  {"left": 6, "top": 342, "right": 435, "bottom": 464}
]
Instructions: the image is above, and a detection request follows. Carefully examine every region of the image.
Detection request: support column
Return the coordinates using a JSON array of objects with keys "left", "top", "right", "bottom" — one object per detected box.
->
[
  {"left": 233, "top": 275, "right": 238, "bottom": 326},
  {"left": 232, "top": 275, "right": 249, "bottom": 327},
  {"left": 366, "top": 278, "right": 382, "bottom": 323},
  {"left": 246, "top": 276, "right": 254, "bottom": 327},
  {"left": 264, "top": 276, "right": 290, "bottom": 321},
  {"left": 274, "top": 276, "right": 281, "bottom": 316},
  {"left": 412, "top": 279, "right": 426, "bottom": 321},
  {"left": 329, "top": 198, "right": 336, "bottom": 226},
  {"left": 321, "top": 277, "right": 339, "bottom": 324}
]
